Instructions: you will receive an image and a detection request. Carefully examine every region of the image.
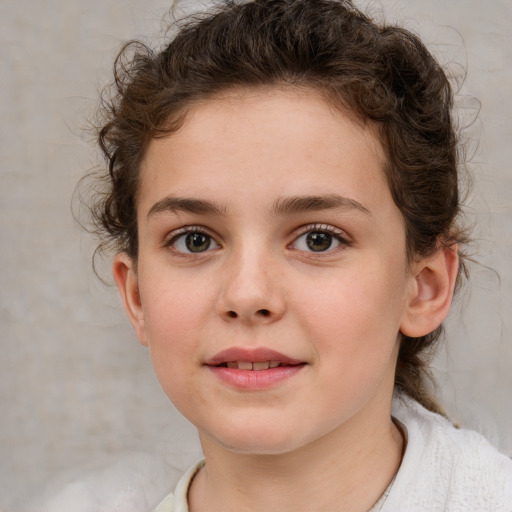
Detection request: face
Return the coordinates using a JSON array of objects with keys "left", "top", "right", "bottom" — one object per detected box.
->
[{"left": 116, "top": 88, "right": 420, "bottom": 455}]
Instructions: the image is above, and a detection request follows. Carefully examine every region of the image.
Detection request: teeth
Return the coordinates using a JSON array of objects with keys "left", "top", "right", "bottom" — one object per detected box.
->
[
  {"left": 252, "top": 361, "right": 270, "bottom": 371},
  {"left": 224, "top": 361, "right": 282, "bottom": 370}
]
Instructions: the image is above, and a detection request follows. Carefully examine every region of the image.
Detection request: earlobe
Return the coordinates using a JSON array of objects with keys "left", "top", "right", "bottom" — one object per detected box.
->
[
  {"left": 400, "top": 244, "right": 459, "bottom": 338},
  {"left": 112, "top": 253, "right": 148, "bottom": 346}
]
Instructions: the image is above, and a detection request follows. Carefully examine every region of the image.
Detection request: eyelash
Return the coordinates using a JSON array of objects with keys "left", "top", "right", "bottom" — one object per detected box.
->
[
  {"left": 164, "top": 223, "right": 352, "bottom": 256},
  {"left": 164, "top": 225, "right": 220, "bottom": 256},
  {"left": 290, "top": 223, "right": 352, "bottom": 254}
]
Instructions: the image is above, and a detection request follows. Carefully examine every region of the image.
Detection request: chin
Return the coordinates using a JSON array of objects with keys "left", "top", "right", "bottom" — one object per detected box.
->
[{"left": 201, "top": 420, "right": 314, "bottom": 456}]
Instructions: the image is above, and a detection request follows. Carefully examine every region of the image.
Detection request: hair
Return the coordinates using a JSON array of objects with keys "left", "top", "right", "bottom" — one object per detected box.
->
[{"left": 86, "top": 0, "right": 469, "bottom": 414}]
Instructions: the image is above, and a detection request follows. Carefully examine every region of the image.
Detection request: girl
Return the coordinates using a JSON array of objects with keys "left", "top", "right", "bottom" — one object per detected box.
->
[{"left": 86, "top": 0, "right": 512, "bottom": 510}]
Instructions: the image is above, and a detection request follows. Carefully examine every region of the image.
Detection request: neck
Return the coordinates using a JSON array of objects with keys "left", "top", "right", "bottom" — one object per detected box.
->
[{"left": 189, "top": 394, "right": 404, "bottom": 512}]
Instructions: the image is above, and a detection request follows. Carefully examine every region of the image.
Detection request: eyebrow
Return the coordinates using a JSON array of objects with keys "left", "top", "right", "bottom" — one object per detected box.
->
[
  {"left": 146, "top": 193, "right": 370, "bottom": 220},
  {"left": 271, "top": 194, "right": 371, "bottom": 216},
  {"left": 147, "top": 196, "right": 228, "bottom": 219}
]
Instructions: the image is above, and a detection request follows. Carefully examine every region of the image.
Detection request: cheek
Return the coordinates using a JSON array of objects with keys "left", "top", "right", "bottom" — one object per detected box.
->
[
  {"left": 299, "top": 259, "right": 408, "bottom": 359},
  {"left": 299, "top": 275, "right": 405, "bottom": 416},
  {"left": 142, "top": 269, "right": 212, "bottom": 336},
  {"left": 139, "top": 273, "right": 213, "bottom": 387}
]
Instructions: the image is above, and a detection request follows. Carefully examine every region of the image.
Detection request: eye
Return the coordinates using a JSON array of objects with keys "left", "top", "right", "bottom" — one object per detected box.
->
[
  {"left": 294, "top": 231, "right": 340, "bottom": 252},
  {"left": 292, "top": 225, "right": 349, "bottom": 253},
  {"left": 168, "top": 228, "right": 220, "bottom": 254}
]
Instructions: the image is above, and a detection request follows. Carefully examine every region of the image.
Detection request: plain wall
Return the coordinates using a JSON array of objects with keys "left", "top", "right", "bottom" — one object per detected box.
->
[{"left": 1, "top": 0, "right": 511, "bottom": 510}]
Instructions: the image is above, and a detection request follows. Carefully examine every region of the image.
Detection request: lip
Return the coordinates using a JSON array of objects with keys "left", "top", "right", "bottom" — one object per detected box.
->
[
  {"left": 205, "top": 347, "right": 306, "bottom": 390},
  {"left": 206, "top": 347, "right": 303, "bottom": 366}
]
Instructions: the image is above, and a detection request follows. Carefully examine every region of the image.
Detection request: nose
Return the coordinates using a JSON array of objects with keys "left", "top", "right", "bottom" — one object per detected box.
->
[{"left": 216, "top": 245, "right": 286, "bottom": 325}]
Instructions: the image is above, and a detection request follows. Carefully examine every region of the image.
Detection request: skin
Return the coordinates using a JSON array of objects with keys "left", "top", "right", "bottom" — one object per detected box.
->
[{"left": 113, "top": 88, "right": 459, "bottom": 511}]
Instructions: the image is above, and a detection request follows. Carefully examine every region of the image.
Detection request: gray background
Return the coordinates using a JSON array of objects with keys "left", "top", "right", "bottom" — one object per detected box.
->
[{"left": 1, "top": 0, "right": 511, "bottom": 510}]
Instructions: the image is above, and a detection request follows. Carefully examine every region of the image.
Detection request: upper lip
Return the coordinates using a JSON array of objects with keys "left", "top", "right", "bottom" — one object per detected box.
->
[{"left": 205, "top": 347, "right": 303, "bottom": 366}]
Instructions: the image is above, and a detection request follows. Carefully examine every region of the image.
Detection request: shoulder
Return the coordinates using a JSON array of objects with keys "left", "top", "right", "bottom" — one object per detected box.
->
[
  {"left": 153, "top": 459, "right": 204, "bottom": 512},
  {"left": 385, "top": 396, "right": 512, "bottom": 511},
  {"left": 153, "top": 492, "right": 175, "bottom": 512}
]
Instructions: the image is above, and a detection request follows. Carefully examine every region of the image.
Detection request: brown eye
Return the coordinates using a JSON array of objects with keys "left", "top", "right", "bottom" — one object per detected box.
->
[
  {"left": 292, "top": 226, "right": 346, "bottom": 253},
  {"left": 185, "top": 233, "right": 211, "bottom": 252},
  {"left": 305, "top": 232, "right": 334, "bottom": 252},
  {"left": 169, "top": 229, "right": 220, "bottom": 254}
]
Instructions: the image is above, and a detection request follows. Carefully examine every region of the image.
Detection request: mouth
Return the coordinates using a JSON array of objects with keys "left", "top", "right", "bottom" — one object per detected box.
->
[
  {"left": 213, "top": 360, "right": 302, "bottom": 371},
  {"left": 205, "top": 348, "right": 306, "bottom": 388},
  {"left": 206, "top": 347, "right": 304, "bottom": 368}
]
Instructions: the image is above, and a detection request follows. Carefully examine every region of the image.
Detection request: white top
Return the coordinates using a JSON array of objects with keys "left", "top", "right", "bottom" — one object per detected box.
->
[
  {"left": 153, "top": 460, "right": 392, "bottom": 512},
  {"left": 153, "top": 397, "right": 512, "bottom": 512}
]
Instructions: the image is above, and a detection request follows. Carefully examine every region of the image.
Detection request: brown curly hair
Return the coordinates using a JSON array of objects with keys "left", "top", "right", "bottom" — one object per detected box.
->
[{"left": 87, "top": 0, "right": 469, "bottom": 414}]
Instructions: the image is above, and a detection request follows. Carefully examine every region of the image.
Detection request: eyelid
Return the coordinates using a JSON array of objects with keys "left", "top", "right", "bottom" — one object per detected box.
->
[
  {"left": 294, "top": 223, "right": 351, "bottom": 241},
  {"left": 290, "top": 223, "right": 352, "bottom": 252},
  {"left": 164, "top": 225, "right": 221, "bottom": 253}
]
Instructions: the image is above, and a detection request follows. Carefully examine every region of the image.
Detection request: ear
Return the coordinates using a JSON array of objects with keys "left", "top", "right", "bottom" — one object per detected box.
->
[
  {"left": 400, "top": 244, "right": 459, "bottom": 338},
  {"left": 112, "top": 253, "right": 148, "bottom": 346}
]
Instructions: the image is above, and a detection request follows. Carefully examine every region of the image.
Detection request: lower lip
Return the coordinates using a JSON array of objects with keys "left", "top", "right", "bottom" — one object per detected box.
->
[{"left": 207, "top": 364, "right": 305, "bottom": 390}]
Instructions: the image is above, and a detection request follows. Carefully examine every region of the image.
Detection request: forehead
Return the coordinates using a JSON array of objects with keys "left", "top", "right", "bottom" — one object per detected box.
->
[{"left": 138, "top": 87, "right": 389, "bottom": 214}]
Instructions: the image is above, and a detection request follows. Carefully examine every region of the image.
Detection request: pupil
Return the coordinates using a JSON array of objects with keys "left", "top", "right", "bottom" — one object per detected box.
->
[
  {"left": 186, "top": 233, "right": 210, "bottom": 252},
  {"left": 306, "top": 232, "right": 332, "bottom": 252}
]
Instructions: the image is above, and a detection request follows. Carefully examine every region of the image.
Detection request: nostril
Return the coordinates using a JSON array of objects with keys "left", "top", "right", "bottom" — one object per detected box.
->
[
  {"left": 227, "top": 311, "right": 238, "bottom": 318},
  {"left": 257, "top": 309, "right": 271, "bottom": 317}
]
